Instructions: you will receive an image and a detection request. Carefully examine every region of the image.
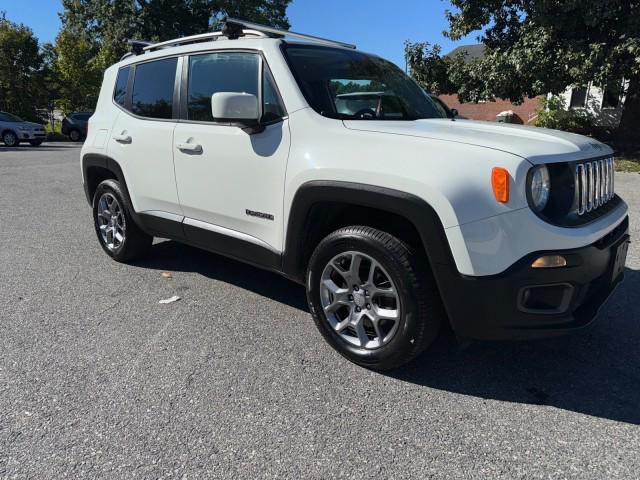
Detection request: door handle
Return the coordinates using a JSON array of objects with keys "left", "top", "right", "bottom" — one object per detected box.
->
[
  {"left": 113, "top": 132, "right": 132, "bottom": 144},
  {"left": 176, "top": 141, "right": 203, "bottom": 154}
]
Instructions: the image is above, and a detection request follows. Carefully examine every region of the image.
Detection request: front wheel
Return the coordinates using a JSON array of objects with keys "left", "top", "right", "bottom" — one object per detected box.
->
[
  {"left": 92, "top": 179, "right": 152, "bottom": 262},
  {"left": 306, "top": 226, "right": 444, "bottom": 370},
  {"left": 3, "top": 131, "right": 18, "bottom": 147}
]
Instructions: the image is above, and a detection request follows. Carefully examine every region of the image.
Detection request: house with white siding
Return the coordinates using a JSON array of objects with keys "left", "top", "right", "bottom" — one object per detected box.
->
[{"left": 559, "top": 80, "right": 629, "bottom": 128}]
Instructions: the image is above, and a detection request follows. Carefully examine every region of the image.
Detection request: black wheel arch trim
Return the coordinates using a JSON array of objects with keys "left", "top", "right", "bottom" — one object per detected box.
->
[
  {"left": 2, "top": 129, "right": 18, "bottom": 139},
  {"left": 82, "top": 153, "right": 149, "bottom": 231},
  {"left": 282, "top": 180, "right": 456, "bottom": 281}
]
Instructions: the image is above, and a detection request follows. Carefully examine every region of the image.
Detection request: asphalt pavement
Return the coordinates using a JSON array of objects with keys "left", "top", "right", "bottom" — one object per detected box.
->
[{"left": 1, "top": 143, "right": 639, "bottom": 479}]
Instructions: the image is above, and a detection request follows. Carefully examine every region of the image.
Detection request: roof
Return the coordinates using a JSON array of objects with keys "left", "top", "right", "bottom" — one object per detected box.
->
[{"left": 445, "top": 44, "right": 485, "bottom": 63}]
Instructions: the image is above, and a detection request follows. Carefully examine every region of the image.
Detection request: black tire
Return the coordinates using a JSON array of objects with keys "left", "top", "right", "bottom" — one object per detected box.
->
[
  {"left": 29, "top": 140, "right": 43, "bottom": 147},
  {"left": 3, "top": 131, "right": 19, "bottom": 147},
  {"left": 69, "top": 129, "right": 82, "bottom": 142},
  {"left": 92, "top": 179, "right": 152, "bottom": 262},
  {"left": 306, "top": 226, "right": 444, "bottom": 370}
]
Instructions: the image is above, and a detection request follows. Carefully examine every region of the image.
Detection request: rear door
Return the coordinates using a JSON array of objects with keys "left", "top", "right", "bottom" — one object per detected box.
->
[{"left": 108, "top": 57, "right": 182, "bottom": 216}]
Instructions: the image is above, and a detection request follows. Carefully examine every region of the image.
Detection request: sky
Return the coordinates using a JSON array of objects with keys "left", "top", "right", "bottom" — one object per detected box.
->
[{"left": 0, "top": 0, "right": 480, "bottom": 68}]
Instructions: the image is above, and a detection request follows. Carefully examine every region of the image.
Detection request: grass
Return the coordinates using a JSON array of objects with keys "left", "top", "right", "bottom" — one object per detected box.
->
[
  {"left": 44, "top": 121, "right": 68, "bottom": 141},
  {"left": 616, "top": 156, "right": 640, "bottom": 173}
]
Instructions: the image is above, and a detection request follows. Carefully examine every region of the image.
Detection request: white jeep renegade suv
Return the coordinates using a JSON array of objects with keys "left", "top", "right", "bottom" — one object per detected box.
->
[{"left": 81, "top": 19, "right": 629, "bottom": 370}]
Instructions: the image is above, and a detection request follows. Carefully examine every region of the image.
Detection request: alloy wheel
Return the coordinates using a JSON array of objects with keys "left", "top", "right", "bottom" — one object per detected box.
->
[
  {"left": 3, "top": 132, "right": 17, "bottom": 147},
  {"left": 319, "top": 251, "right": 401, "bottom": 349},
  {"left": 96, "top": 192, "right": 126, "bottom": 251}
]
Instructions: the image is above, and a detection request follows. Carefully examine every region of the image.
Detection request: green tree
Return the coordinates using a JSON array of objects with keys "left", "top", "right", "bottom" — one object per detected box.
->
[
  {"left": 406, "top": 0, "right": 640, "bottom": 141},
  {"left": 38, "top": 42, "right": 62, "bottom": 125},
  {"left": 60, "top": 0, "right": 292, "bottom": 70},
  {"left": 54, "top": 30, "right": 103, "bottom": 112},
  {"left": 0, "top": 14, "right": 46, "bottom": 121}
]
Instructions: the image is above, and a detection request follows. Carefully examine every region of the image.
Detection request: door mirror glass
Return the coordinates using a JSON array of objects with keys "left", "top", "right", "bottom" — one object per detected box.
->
[
  {"left": 211, "top": 92, "right": 259, "bottom": 123},
  {"left": 451, "top": 108, "right": 459, "bottom": 118}
]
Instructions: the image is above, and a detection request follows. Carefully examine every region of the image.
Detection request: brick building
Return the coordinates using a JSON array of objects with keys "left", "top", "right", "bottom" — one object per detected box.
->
[{"left": 439, "top": 93, "right": 543, "bottom": 124}]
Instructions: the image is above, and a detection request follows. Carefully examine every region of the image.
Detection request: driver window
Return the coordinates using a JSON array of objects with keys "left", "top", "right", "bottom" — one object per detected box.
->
[{"left": 187, "top": 52, "right": 259, "bottom": 122}]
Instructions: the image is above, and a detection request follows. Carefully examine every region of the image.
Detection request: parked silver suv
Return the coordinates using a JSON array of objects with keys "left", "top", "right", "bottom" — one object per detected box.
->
[{"left": 0, "top": 112, "right": 46, "bottom": 147}]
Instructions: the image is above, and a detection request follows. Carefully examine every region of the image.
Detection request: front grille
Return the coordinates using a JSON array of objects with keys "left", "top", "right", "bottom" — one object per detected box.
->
[{"left": 574, "top": 157, "right": 615, "bottom": 216}]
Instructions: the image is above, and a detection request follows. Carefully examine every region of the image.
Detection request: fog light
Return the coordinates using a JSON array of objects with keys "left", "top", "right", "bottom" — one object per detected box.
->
[{"left": 531, "top": 255, "right": 567, "bottom": 268}]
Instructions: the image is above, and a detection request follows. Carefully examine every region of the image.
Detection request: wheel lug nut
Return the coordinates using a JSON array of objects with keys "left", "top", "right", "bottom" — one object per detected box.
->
[
  {"left": 348, "top": 295, "right": 354, "bottom": 301},
  {"left": 353, "top": 285, "right": 359, "bottom": 291},
  {"left": 364, "top": 290, "right": 369, "bottom": 296},
  {"left": 355, "top": 306, "right": 361, "bottom": 312},
  {"left": 366, "top": 303, "right": 371, "bottom": 310}
]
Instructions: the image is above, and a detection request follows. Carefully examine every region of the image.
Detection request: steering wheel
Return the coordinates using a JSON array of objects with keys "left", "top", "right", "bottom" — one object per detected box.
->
[{"left": 352, "top": 108, "right": 377, "bottom": 119}]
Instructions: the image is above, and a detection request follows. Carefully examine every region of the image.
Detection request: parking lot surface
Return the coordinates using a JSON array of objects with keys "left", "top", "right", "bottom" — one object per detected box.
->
[{"left": 1, "top": 143, "right": 639, "bottom": 479}]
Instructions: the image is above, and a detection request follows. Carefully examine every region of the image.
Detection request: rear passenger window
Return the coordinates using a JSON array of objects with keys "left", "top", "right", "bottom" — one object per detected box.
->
[
  {"left": 187, "top": 52, "right": 259, "bottom": 122},
  {"left": 113, "top": 67, "right": 130, "bottom": 107},
  {"left": 131, "top": 58, "right": 177, "bottom": 119}
]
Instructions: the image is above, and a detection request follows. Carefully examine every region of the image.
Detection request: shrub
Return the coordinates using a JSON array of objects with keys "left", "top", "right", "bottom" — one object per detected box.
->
[{"left": 535, "top": 96, "right": 594, "bottom": 133}]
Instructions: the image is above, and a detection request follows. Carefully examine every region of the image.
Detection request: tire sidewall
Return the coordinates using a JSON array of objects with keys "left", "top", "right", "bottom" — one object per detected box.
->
[
  {"left": 92, "top": 180, "right": 132, "bottom": 261},
  {"left": 307, "top": 231, "right": 423, "bottom": 368},
  {"left": 3, "top": 132, "right": 17, "bottom": 147}
]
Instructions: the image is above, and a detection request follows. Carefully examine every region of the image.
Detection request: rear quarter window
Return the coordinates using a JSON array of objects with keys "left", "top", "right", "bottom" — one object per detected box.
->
[{"left": 113, "top": 67, "right": 130, "bottom": 107}]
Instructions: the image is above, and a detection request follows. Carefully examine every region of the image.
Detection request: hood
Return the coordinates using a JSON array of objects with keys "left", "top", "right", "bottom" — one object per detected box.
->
[{"left": 343, "top": 118, "right": 613, "bottom": 165}]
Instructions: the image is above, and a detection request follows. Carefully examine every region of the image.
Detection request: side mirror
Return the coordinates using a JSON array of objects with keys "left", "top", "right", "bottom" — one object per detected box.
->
[
  {"left": 450, "top": 108, "right": 459, "bottom": 118},
  {"left": 211, "top": 92, "right": 262, "bottom": 133}
]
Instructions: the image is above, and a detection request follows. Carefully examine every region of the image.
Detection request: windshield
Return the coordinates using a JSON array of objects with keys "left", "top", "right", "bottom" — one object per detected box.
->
[
  {"left": 0, "top": 112, "right": 24, "bottom": 122},
  {"left": 430, "top": 96, "right": 453, "bottom": 118},
  {"left": 282, "top": 45, "right": 445, "bottom": 121}
]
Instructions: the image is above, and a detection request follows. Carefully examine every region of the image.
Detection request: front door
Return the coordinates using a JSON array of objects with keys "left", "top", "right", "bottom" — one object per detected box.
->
[{"left": 173, "top": 51, "right": 290, "bottom": 252}]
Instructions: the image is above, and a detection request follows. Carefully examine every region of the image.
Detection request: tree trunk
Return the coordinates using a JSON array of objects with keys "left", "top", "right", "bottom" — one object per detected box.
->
[{"left": 615, "top": 75, "right": 640, "bottom": 152}]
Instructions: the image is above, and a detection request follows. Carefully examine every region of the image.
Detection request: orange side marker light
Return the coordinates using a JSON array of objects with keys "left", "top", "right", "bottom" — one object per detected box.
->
[{"left": 491, "top": 167, "right": 510, "bottom": 203}]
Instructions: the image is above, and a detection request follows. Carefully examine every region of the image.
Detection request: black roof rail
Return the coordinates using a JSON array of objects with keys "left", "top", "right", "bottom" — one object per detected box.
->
[
  {"left": 122, "top": 18, "right": 356, "bottom": 59},
  {"left": 223, "top": 17, "right": 356, "bottom": 49},
  {"left": 125, "top": 39, "right": 153, "bottom": 56}
]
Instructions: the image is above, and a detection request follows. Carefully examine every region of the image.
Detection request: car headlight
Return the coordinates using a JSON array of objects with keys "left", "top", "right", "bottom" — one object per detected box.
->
[{"left": 529, "top": 165, "right": 550, "bottom": 212}]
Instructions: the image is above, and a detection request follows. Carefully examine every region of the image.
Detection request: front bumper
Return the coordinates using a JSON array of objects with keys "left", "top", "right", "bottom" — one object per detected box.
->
[
  {"left": 435, "top": 216, "right": 630, "bottom": 340},
  {"left": 18, "top": 131, "right": 46, "bottom": 140}
]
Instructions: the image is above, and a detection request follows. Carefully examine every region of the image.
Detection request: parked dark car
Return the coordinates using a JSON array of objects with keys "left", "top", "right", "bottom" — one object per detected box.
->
[
  {"left": 62, "top": 112, "right": 93, "bottom": 142},
  {"left": 0, "top": 111, "right": 46, "bottom": 147}
]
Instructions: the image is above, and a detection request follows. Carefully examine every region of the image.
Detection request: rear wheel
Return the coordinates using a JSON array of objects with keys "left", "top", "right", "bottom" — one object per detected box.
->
[
  {"left": 92, "top": 179, "right": 152, "bottom": 262},
  {"left": 69, "top": 129, "right": 82, "bottom": 142},
  {"left": 3, "top": 131, "right": 18, "bottom": 147},
  {"left": 307, "top": 226, "right": 444, "bottom": 370}
]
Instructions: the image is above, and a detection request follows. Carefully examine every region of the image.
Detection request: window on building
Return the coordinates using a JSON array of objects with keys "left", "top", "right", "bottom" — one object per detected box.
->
[
  {"left": 569, "top": 87, "right": 588, "bottom": 109},
  {"left": 131, "top": 58, "right": 177, "bottom": 119},
  {"left": 602, "top": 80, "right": 623, "bottom": 109}
]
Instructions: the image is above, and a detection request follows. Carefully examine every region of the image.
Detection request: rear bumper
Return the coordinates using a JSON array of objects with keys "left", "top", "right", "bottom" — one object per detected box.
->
[{"left": 435, "top": 216, "right": 630, "bottom": 340}]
